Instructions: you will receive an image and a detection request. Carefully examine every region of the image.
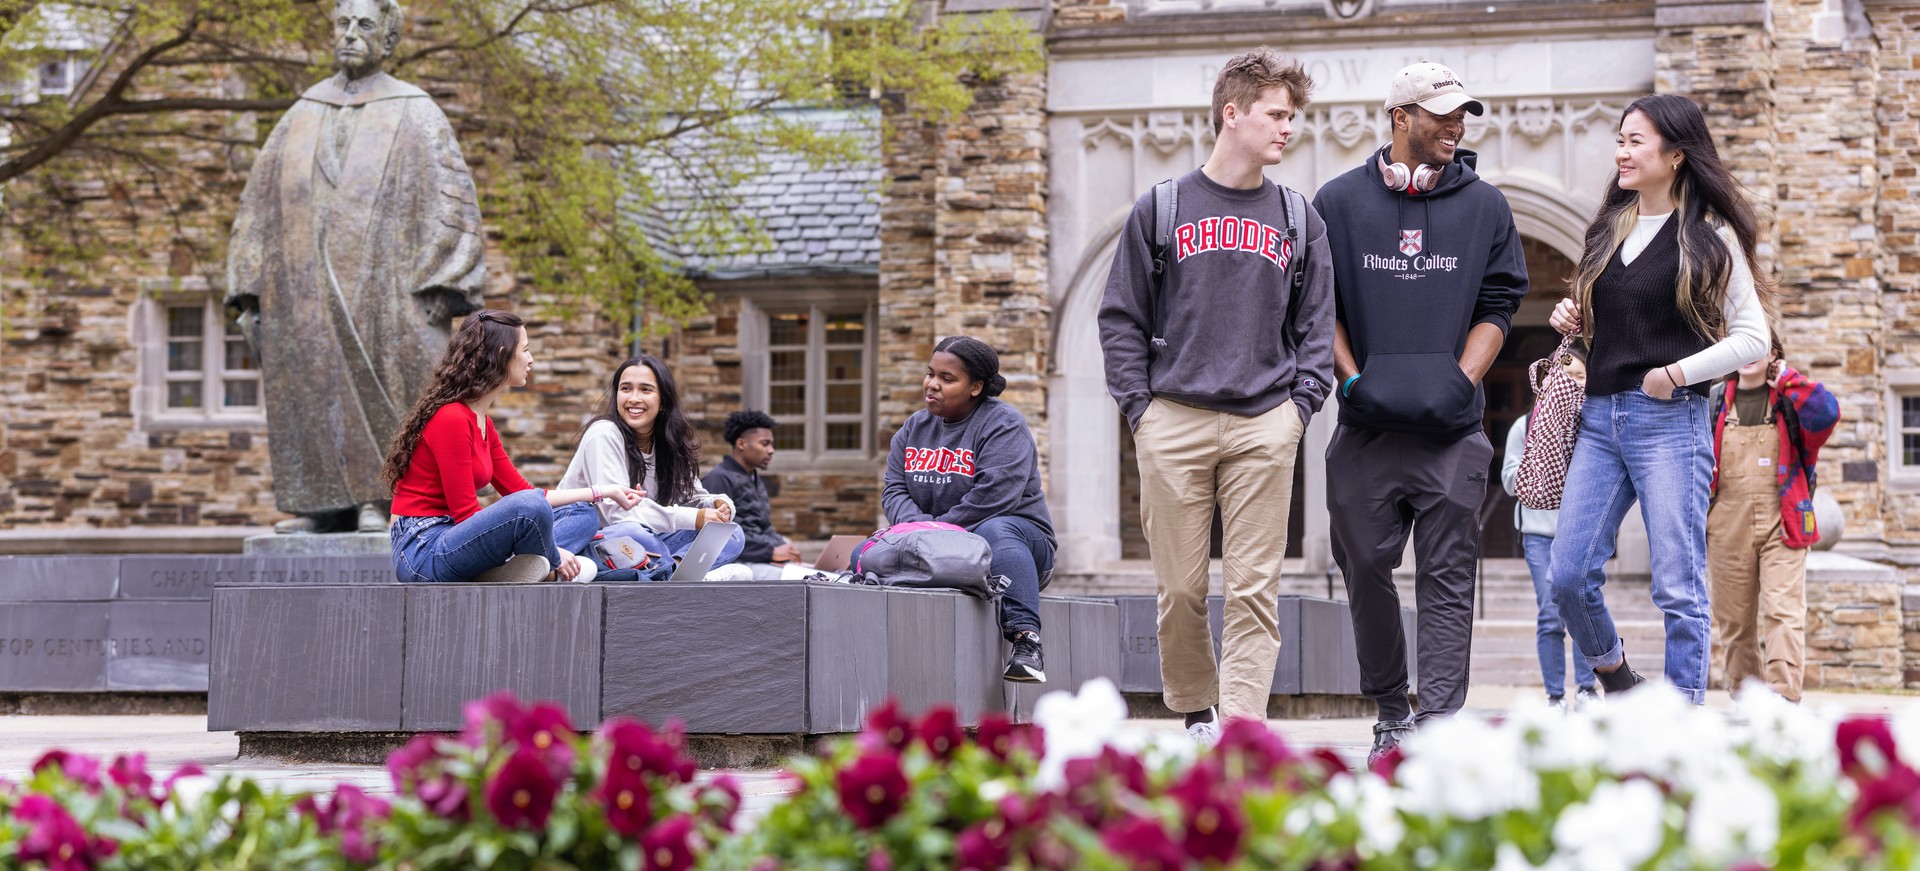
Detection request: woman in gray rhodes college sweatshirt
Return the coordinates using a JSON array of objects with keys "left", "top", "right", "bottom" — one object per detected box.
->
[{"left": 883, "top": 336, "right": 1054, "bottom": 684}]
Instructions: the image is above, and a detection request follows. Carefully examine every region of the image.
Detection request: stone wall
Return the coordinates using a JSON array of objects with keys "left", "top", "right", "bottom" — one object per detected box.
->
[
  {"left": 0, "top": 39, "right": 628, "bottom": 530},
  {"left": 1, "top": 62, "right": 277, "bottom": 528},
  {"left": 1803, "top": 554, "right": 1905, "bottom": 690},
  {"left": 1870, "top": 1, "right": 1920, "bottom": 568},
  {"left": 877, "top": 3, "right": 1051, "bottom": 476}
]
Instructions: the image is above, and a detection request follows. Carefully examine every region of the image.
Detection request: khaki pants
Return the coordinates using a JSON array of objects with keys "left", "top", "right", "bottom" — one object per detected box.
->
[
  {"left": 1135, "top": 397, "right": 1304, "bottom": 721},
  {"left": 1708, "top": 423, "right": 1806, "bottom": 701}
]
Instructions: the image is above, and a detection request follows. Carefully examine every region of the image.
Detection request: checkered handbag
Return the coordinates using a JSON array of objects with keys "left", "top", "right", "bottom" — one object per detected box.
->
[{"left": 1515, "top": 334, "right": 1585, "bottom": 510}]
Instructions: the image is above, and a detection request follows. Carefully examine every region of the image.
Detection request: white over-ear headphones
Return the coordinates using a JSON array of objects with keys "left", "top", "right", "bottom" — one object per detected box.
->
[{"left": 1378, "top": 148, "right": 1442, "bottom": 195}]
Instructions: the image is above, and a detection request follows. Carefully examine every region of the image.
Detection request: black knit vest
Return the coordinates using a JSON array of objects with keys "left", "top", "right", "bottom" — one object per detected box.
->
[{"left": 1585, "top": 216, "right": 1712, "bottom": 397}]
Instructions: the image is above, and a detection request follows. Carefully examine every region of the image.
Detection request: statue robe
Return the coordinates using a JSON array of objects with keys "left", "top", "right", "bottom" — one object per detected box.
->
[{"left": 227, "top": 72, "right": 485, "bottom": 516}]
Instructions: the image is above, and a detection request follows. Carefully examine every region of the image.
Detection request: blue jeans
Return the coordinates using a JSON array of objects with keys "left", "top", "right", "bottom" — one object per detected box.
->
[
  {"left": 1550, "top": 389, "right": 1715, "bottom": 704},
  {"left": 975, "top": 516, "right": 1053, "bottom": 640},
  {"left": 1524, "top": 533, "right": 1595, "bottom": 696},
  {"left": 391, "top": 491, "right": 601, "bottom": 583},
  {"left": 595, "top": 521, "right": 745, "bottom": 580}
]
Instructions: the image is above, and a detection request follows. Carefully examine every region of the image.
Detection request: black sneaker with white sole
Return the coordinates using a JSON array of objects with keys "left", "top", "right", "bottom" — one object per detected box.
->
[{"left": 1004, "top": 631, "right": 1045, "bottom": 683}]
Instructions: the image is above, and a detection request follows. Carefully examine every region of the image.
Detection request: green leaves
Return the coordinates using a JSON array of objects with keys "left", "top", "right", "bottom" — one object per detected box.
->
[{"left": 0, "top": 0, "right": 1044, "bottom": 333}]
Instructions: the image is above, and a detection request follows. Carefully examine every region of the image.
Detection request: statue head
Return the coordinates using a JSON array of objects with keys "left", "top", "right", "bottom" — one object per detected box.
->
[{"left": 333, "top": 0, "right": 404, "bottom": 81}]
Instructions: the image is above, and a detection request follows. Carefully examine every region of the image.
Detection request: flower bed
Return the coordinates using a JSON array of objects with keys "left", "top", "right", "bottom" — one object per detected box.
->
[{"left": 4, "top": 680, "right": 1919, "bottom": 869}]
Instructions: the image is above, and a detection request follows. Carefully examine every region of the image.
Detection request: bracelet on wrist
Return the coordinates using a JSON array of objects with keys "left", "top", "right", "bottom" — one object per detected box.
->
[{"left": 590, "top": 485, "right": 601, "bottom": 502}]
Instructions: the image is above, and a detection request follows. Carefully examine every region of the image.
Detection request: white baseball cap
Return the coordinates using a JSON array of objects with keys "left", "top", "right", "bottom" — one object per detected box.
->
[{"left": 1384, "top": 62, "right": 1484, "bottom": 117}]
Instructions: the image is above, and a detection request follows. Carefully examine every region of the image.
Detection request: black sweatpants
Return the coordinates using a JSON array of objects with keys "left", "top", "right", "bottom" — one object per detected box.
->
[{"left": 1326, "top": 424, "right": 1493, "bottom": 724}]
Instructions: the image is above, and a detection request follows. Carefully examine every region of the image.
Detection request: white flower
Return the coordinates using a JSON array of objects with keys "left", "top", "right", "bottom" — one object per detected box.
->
[
  {"left": 1327, "top": 772, "right": 1404, "bottom": 855},
  {"left": 1588, "top": 680, "right": 1738, "bottom": 791},
  {"left": 1685, "top": 769, "right": 1778, "bottom": 864},
  {"left": 1733, "top": 683, "right": 1840, "bottom": 784},
  {"left": 1509, "top": 695, "right": 1604, "bottom": 771},
  {"left": 1553, "top": 779, "right": 1668, "bottom": 871},
  {"left": 1031, "top": 677, "right": 1128, "bottom": 790},
  {"left": 1396, "top": 714, "right": 1539, "bottom": 821},
  {"left": 1889, "top": 697, "right": 1920, "bottom": 773}
]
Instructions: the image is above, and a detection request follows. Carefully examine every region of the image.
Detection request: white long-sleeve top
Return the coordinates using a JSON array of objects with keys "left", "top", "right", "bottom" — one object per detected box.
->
[
  {"left": 557, "top": 419, "right": 729, "bottom": 531},
  {"left": 1619, "top": 213, "right": 1769, "bottom": 383}
]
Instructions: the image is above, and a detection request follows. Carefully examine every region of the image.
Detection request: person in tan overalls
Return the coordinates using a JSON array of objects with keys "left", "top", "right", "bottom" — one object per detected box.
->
[{"left": 1707, "top": 332, "right": 1839, "bottom": 702}]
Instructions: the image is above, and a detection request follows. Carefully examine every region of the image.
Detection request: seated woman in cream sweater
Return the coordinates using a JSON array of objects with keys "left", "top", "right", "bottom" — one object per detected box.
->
[{"left": 559, "top": 356, "right": 744, "bottom": 574}]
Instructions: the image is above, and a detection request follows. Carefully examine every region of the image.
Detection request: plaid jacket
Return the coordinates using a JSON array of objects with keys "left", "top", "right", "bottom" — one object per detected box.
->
[{"left": 1710, "top": 366, "right": 1840, "bottom": 549}]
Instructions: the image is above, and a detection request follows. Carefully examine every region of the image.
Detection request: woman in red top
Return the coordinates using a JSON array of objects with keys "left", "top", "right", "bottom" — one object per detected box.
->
[{"left": 384, "top": 310, "right": 642, "bottom": 583}]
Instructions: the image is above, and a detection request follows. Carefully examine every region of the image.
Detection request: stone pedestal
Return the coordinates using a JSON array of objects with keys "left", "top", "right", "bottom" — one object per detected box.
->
[{"left": 242, "top": 532, "right": 391, "bottom": 556}]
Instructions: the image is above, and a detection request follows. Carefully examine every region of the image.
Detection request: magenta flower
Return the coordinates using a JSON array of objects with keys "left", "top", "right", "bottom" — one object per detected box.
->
[
  {"left": 1309, "top": 747, "right": 1349, "bottom": 777},
  {"left": 1838, "top": 716, "right": 1902, "bottom": 782},
  {"left": 974, "top": 712, "right": 1044, "bottom": 763},
  {"left": 640, "top": 814, "right": 697, "bottom": 871},
  {"left": 15, "top": 795, "right": 116, "bottom": 870},
  {"left": 387, "top": 733, "right": 444, "bottom": 792},
  {"left": 599, "top": 764, "right": 655, "bottom": 837},
  {"left": 484, "top": 748, "right": 560, "bottom": 829},
  {"left": 1100, "top": 814, "right": 1184, "bottom": 871},
  {"left": 1217, "top": 717, "right": 1293, "bottom": 783},
  {"left": 701, "top": 774, "right": 743, "bottom": 832},
  {"left": 297, "top": 784, "right": 390, "bottom": 863},
  {"left": 106, "top": 754, "right": 155, "bottom": 802},
  {"left": 603, "top": 719, "right": 696, "bottom": 787},
  {"left": 1167, "top": 762, "right": 1246, "bottom": 863},
  {"left": 915, "top": 707, "right": 965, "bottom": 760},
  {"left": 1062, "top": 746, "right": 1149, "bottom": 826},
  {"left": 955, "top": 817, "right": 1011, "bottom": 870},
  {"left": 32, "top": 750, "right": 102, "bottom": 793},
  {"left": 862, "top": 700, "right": 914, "bottom": 753},
  {"left": 836, "top": 750, "right": 910, "bottom": 829}
]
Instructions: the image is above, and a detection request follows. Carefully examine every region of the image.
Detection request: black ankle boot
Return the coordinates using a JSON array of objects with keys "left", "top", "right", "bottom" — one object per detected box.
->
[{"left": 1595, "top": 654, "right": 1645, "bottom": 695}]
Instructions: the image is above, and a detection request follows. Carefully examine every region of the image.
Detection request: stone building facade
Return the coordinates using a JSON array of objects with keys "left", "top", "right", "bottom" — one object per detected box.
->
[{"left": 9, "top": 0, "right": 1920, "bottom": 682}]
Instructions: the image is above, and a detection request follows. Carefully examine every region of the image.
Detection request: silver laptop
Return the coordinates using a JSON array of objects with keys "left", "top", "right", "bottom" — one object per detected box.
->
[
  {"left": 810, "top": 535, "right": 866, "bottom": 573},
  {"left": 670, "top": 521, "right": 740, "bottom": 581}
]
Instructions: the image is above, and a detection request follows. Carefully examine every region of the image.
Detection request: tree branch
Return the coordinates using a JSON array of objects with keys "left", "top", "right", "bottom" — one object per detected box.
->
[
  {"left": 392, "top": 0, "right": 613, "bottom": 69},
  {"left": 0, "top": 97, "right": 292, "bottom": 182}
]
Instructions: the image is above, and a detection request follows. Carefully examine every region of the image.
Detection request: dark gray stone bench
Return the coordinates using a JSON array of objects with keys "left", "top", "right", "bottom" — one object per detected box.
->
[
  {"left": 209, "top": 577, "right": 1120, "bottom": 762},
  {"left": 1111, "top": 595, "right": 1417, "bottom": 718},
  {"left": 0, "top": 554, "right": 389, "bottom": 711}
]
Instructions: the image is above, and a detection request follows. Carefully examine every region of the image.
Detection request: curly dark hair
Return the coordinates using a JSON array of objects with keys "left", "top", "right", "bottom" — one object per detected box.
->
[
  {"left": 723, "top": 410, "right": 778, "bottom": 447},
  {"left": 586, "top": 356, "right": 700, "bottom": 507},
  {"left": 382, "top": 309, "right": 524, "bottom": 492}
]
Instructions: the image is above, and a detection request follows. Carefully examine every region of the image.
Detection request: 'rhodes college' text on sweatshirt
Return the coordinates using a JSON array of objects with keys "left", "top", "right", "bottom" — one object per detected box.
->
[
  {"left": 1312, "top": 149, "right": 1528, "bottom": 440},
  {"left": 883, "top": 399, "right": 1054, "bottom": 541},
  {"left": 1097, "top": 168, "right": 1337, "bottom": 431}
]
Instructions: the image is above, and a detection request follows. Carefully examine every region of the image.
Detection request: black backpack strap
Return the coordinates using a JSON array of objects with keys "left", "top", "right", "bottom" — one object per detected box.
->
[
  {"left": 1283, "top": 186, "right": 1307, "bottom": 296},
  {"left": 1149, "top": 178, "right": 1177, "bottom": 350}
]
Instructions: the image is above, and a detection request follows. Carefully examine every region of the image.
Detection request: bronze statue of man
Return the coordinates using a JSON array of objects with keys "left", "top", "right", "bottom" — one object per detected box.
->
[{"left": 227, "top": 0, "right": 485, "bottom": 534}]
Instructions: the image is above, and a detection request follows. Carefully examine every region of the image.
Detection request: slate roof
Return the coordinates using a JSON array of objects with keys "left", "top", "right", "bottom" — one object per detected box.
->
[{"left": 636, "top": 110, "right": 881, "bottom": 280}]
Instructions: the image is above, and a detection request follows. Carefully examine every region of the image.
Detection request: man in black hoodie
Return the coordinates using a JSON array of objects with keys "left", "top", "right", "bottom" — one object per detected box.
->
[{"left": 1311, "top": 62, "right": 1526, "bottom": 764}]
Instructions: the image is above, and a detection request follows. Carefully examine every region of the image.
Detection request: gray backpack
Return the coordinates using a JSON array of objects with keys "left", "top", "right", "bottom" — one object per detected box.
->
[{"left": 853, "top": 521, "right": 1008, "bottom": 599}]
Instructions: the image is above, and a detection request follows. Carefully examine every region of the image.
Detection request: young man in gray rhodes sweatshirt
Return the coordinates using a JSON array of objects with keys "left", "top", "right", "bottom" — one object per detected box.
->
[
  {"left": 1312, "top": 63, "right": 1527, "bottom": 765},
  {"left": 1097, "top": 50, "right": 1336, "bottom": 743}
]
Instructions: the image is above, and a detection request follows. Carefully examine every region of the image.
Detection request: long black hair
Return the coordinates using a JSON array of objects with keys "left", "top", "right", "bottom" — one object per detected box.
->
[
  {"left": 585, "top": 355, "right": 700, "bottom": 508},
  {"left": 1571, "top": 93, "right": 1776, "bottom": 342},
  {"left": 384, "top": 309, "right": 523, "bottom": 491}
]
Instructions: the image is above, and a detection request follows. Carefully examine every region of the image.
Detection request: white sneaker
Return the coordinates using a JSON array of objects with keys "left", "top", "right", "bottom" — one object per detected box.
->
[
  {"left": 1185, "top": 708, "right": 1221, "bottom": 747},
  {"left": 703, "top": 564, "right": 753, "bottom": 582},
  {"left": 472, "top": 554, "right": 550, "bottom": 583},
  {"left": 569, "top": 553, "right": 598, "bottom": 583}
]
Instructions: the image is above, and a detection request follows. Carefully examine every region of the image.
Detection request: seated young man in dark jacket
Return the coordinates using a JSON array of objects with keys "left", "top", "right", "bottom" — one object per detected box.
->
[{"left": 702, "top": 411, "right": 801, "bottom": 579}]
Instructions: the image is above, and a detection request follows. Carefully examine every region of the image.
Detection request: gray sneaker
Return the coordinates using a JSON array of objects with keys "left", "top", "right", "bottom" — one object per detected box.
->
[
  {"left": 1368, "top": 719, "right": 1414, "bottom": 768},
  {"left": 1575, "top": 686, "right": 1602, "bottom": 711}
]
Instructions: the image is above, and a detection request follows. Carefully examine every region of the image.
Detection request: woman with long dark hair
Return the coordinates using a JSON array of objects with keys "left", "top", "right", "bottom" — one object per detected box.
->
[
  {"left": 386, "top": 310, "right": 644, "bottom": 583},
  {"left": 884, "top": 336, "right": 1054, "bottom": 683},
  {"left": 1547, "top": 93, "right": 1773, "bottom": 703},
  {"left": 558, "top": 355, "right": 744, "bottom": 573}
]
